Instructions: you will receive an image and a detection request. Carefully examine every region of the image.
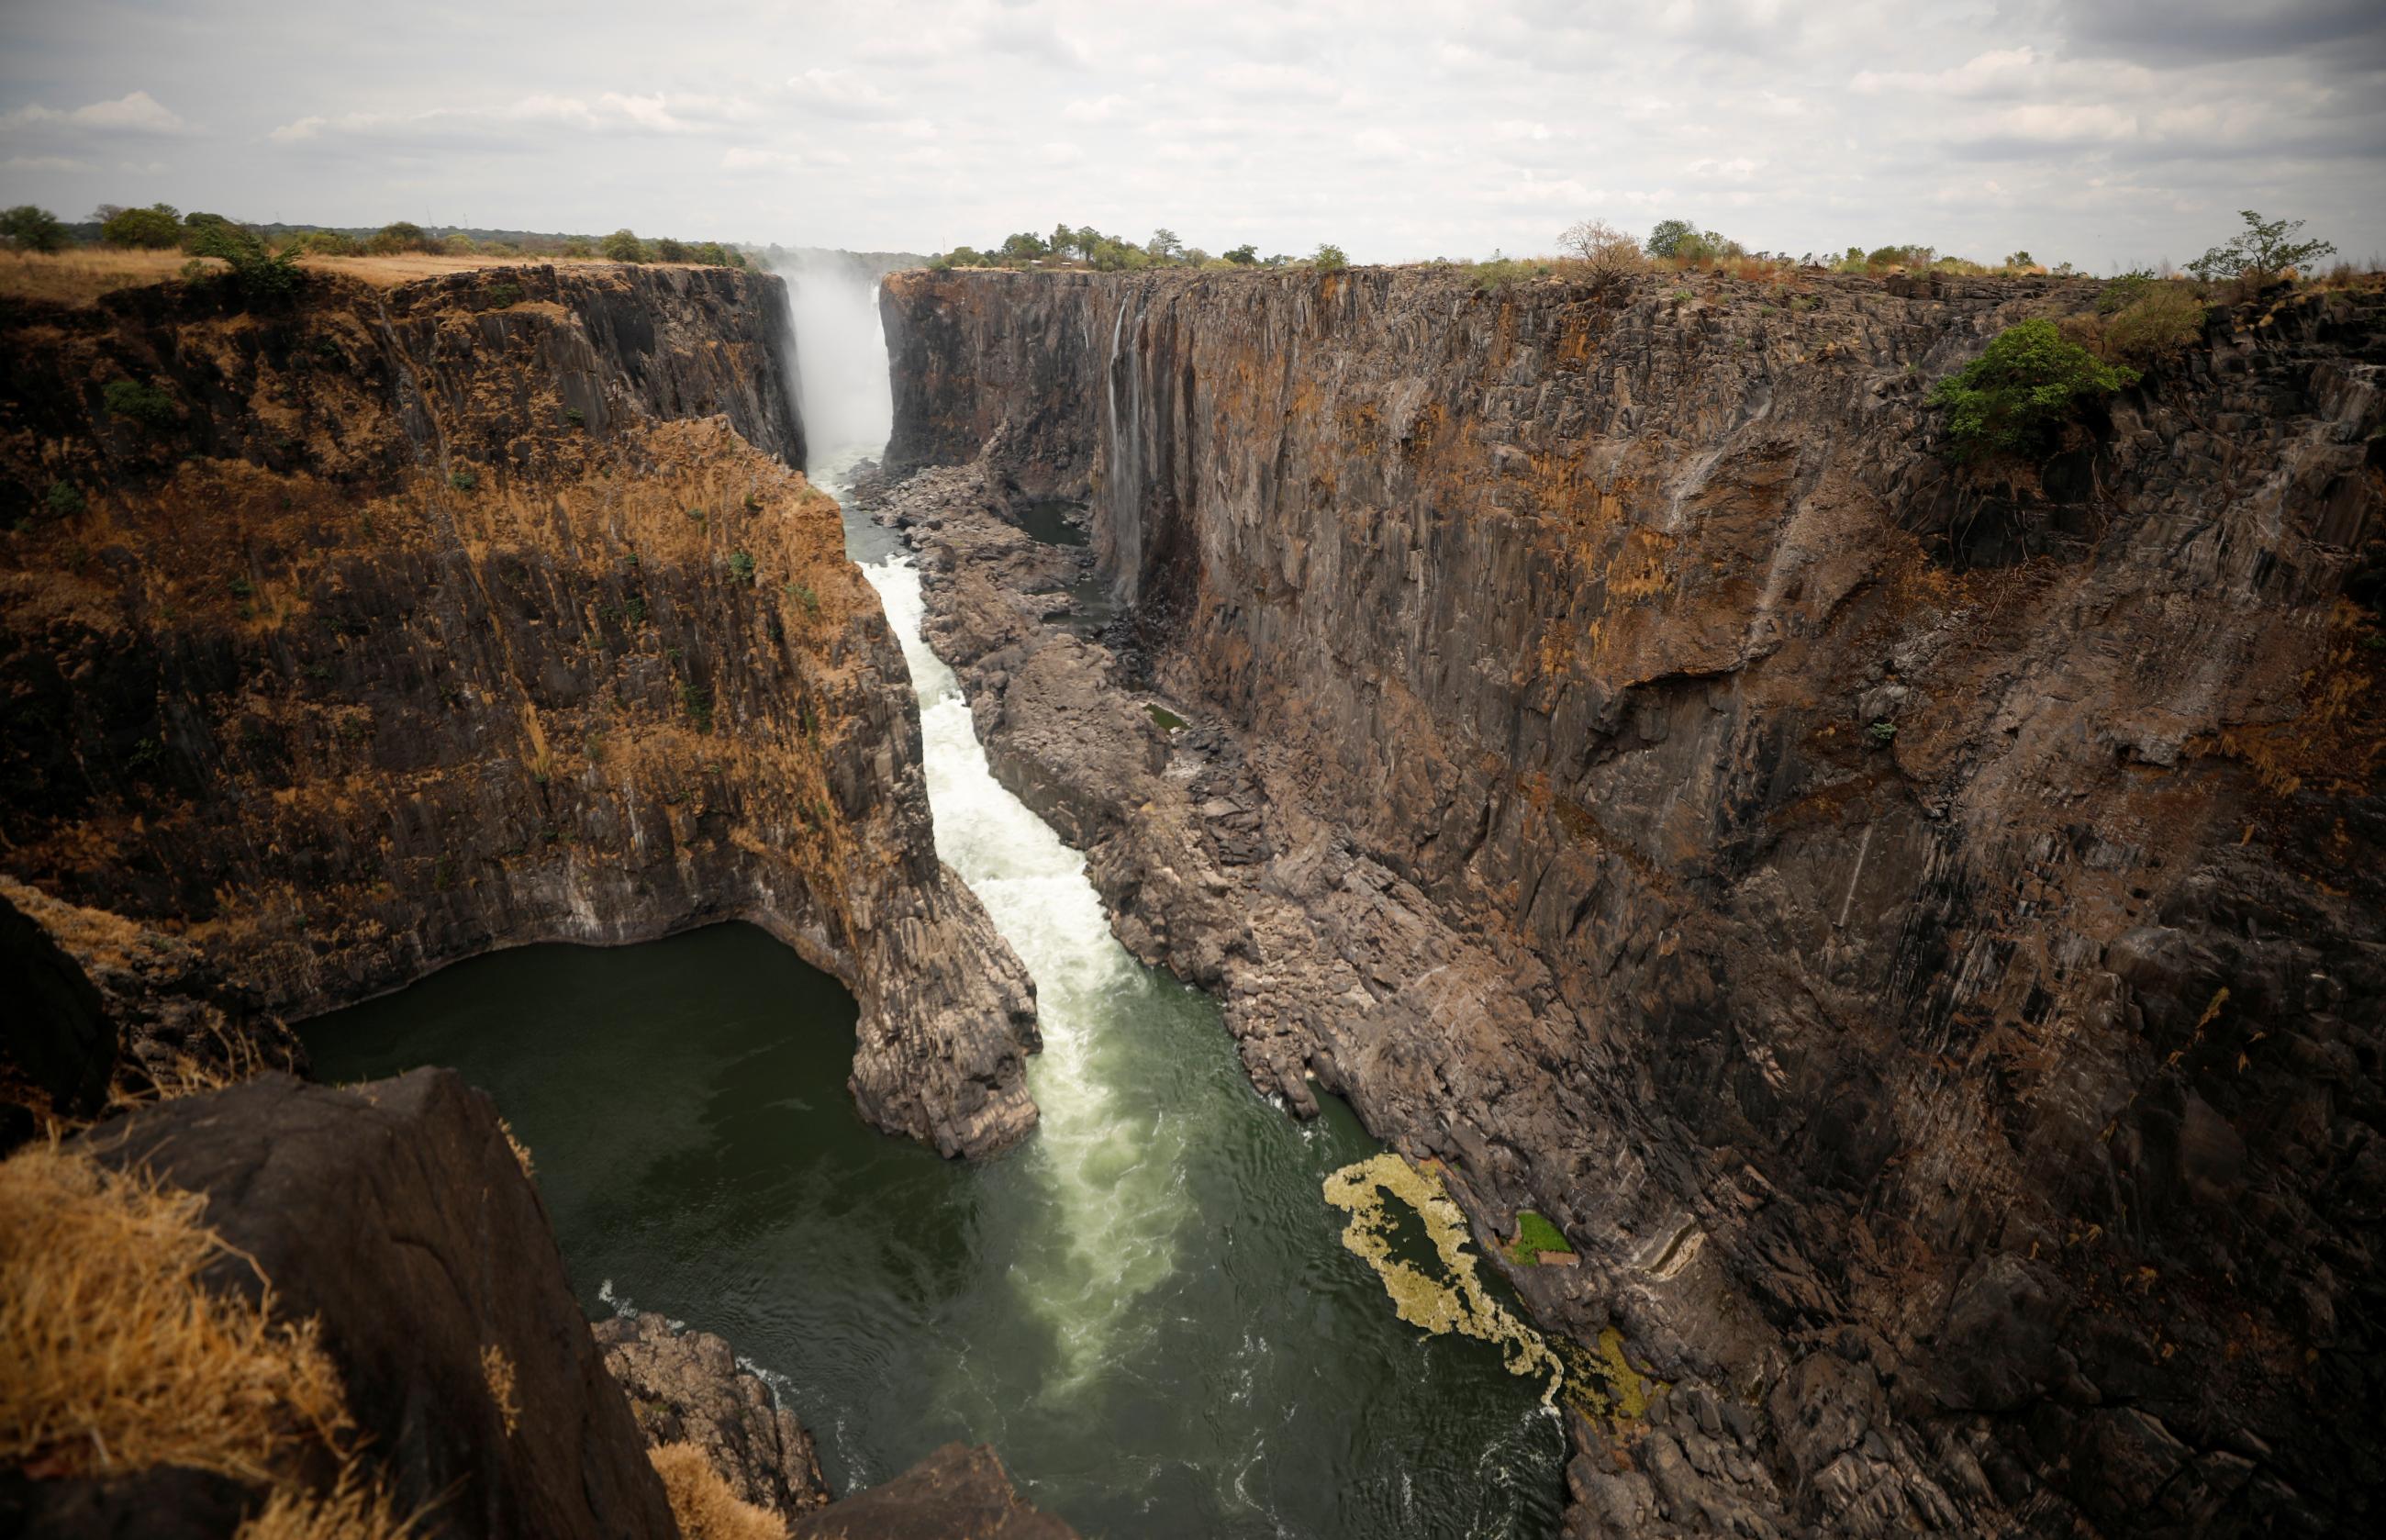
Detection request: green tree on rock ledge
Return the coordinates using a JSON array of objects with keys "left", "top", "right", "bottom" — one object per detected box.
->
[
  {"left": 1930, "top": 318, "right": 2135, "bottom": 462},
  {"left": 2187, "top": 209, "right": 2335, "bottom": 285}
]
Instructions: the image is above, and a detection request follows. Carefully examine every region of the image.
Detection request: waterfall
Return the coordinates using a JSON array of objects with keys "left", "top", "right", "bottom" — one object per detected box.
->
[{"left": 766, "top": 250, "right": 893, "bottom": 466}]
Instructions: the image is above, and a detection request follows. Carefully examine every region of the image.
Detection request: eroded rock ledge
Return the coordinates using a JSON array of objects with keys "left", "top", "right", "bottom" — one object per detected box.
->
[
  {"left": 877, "top": 265, "right": 2386, "bottom": 1534},
  {"left": 0, "top": 262, "right": 1035, "bottom": 1156}
]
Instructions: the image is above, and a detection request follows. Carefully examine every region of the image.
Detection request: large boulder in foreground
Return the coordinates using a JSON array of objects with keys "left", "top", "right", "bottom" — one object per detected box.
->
[{"left": 73, "top": 1069, "right": 675, "bottom": 1540}]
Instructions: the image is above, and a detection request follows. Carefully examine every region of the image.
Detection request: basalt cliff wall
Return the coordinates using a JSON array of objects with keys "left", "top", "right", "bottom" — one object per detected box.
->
[
  {"left": 880, "top": 265, "right": 2386, "bottom": 1534},
  {"left": 0, "top": 262, "right": 1035, "bottom": 1156}
]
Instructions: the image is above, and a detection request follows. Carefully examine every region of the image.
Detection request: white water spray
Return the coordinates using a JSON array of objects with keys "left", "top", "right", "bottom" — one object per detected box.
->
[
  {"left": 768, "top": 250, "right": 894, "bottom": 465},
  {"left": 793, "top": 255, "right": 1191, "bottom": 1393}
]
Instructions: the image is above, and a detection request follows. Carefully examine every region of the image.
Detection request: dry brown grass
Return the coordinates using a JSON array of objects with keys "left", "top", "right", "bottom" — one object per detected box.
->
[
  {"left": 0, "top": 1142, "right": 350, "bottom": 1479},
  {"left": 650, "top": 1443, "right": 787, "bottom": 1540},
  {"left": 0, "top": 249, "right": 218, "bottom": 305},
  {"left": 234, "top": 1475, "right": 418, "bottom": 1540},
  {"left": 479, "top": 1345, "right": 520, "bottom": 1437},
  {"left": 0, "top": 1141, "right": 418, "bottom": 1535},
  {"left": 0, "top": 248, "right": 666, "bottom": 305},
  {"left": 497, "top": 1118, "right": 536, "bottom": 1180}
]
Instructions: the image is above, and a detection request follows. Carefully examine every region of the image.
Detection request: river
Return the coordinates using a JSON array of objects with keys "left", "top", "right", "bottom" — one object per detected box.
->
[{"left": 300, "top": 270, "right": 1566, "bottom": 1537}]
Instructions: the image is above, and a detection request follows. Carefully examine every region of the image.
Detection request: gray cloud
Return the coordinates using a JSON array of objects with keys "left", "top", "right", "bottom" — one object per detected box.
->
[{"left": 0, "top": 0, "right": 2378, "bottom": 268}]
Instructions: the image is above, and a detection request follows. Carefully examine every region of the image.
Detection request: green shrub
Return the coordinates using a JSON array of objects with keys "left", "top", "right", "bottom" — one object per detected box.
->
[
  {"left": 485, "top": 282, "right": 524, "bottom": 308},
  {"left": 679, "top": 682, "right": 713, "bottom": 733},
  {"left": 294, "top": 229, "right": 360, "bottom": 257},
  {"left": 1868, "top": 720, "right": 1898, "bottom": 745},
  {"left": 1929, "top": 318, "right": 2136, "bottom": 461},
  {"left": 2, "top": 205, "right": 70, "bottom": 253},
  {"left": 1310, "top": 242, "right": 1349, "bottom": 273},
  {"left": 182, "top": 221, "right": 303, "bottom": 302},
  {"left": 564, "top": 406, "right": 585, "bottom": 427},
  {"left": 45, "top": 480, "right": 84, "bottom": 517},
  {"left": 2096, "top": 267, "right": 2159, "bottom": 315},
  {"left": 600, "top": 229, "right": 647, "bottom": 263},
  {"left": 783, "top": 581, "right": 819, "bottom": 616},
  {"left": 99, "top": 203, "right": 182, "bottom": 249},
  {"left": 103, "top": 378, "right": 177, "bottom": 429},
  {"left": 367, "top": 220, "right": 435, "bottom": 255},
  {"left": 449, "top": 467, "right": 478, "bottom": 491},
  {"left": 728, "top": 551, "right": 755, "bottom": 584},
  {"left": 1507, "top": 1211, "right": 1571, "bottom": 1265}
]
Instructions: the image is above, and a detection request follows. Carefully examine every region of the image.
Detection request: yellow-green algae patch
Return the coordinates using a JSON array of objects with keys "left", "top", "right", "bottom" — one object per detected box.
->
[
  {"left": 1554, "top": 1325, "right": 1662, "bottom": 1424},
  {"left": 1321, "top": 1153, "right": 1563, "bottom": 1407}
]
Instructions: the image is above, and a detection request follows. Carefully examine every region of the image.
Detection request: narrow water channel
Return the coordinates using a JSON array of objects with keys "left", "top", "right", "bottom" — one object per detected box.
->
[{"left": 303, "top": 297, "right": 1567, "bottom": 1534}]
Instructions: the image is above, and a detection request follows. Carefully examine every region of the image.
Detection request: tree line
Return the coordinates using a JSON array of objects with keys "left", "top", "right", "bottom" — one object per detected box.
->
[{"left": 932, "top": 224, "right": 1347, "bottom": 273}]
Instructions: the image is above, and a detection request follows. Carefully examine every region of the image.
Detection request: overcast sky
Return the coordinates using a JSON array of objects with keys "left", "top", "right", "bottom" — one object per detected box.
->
[{"left": 3, "top": 0, "right": 2380, "bottom": 269}]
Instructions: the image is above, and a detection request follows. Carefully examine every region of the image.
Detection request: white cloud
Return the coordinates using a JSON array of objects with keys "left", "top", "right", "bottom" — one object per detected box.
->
[
  {"left": 785, "top": 70, "right": 905, "bottom": 118},
  {"left": 3, "top": 1, "right": 2377, "bottom": 269},
  {"left": 1854, "top": 47, "right": 2040, "bottom": 97},
  {"left": 1206, "top": 61, "right": 1340, "bottom": 99},
  {"left": 4, "top": 90, "right": 190, "bottom": 135}
]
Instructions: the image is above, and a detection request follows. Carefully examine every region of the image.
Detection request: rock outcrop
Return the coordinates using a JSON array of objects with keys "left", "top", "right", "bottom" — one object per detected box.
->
[
  {"left": 787, "top": 1444, "right": 1077, "bottom": 1540},
  {"left": 596, "top": 1312, "right": 831, "bottom": 1521},
  {"left": 878, "top": 265, "right": 2386, "bottom": 1534},
  {"left": 0, "top": 262, "right": 1036, "bottom": 1156}
]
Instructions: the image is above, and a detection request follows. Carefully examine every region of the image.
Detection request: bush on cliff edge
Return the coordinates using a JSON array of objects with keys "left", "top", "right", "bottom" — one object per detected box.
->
[{"left": 1930, "top": 318, "right": 2136, "bottom": 462}]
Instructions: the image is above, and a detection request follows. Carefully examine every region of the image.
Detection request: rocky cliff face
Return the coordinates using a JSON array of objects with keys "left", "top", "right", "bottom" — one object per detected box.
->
[
  {"left": 0, "top": 262, "right": 1036, "bottom": 1156},
  {"left": 879, "top": 265, "right": 2386, "bottom": 1534}
]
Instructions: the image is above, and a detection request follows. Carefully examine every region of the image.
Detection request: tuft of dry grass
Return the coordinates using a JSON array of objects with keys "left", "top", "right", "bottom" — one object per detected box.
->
[
  {"left": 0, "top": 1142, "right": 351, "bottom": 1480},
  {"left": 650, "top": 1443, "right": 787, "bottom": 1540},
  {"left": 234, "top": 1475, "right": 419, "bottom": 1540},
  {"left": 479, "top": 1345, "right": 520, "bottom": 1437},
  {"left": 0, "top": 1141, "right": 420, "bottom": 1536},
  {"left": 497, "top": 1118, "right": 535, "bottom": 1180}
]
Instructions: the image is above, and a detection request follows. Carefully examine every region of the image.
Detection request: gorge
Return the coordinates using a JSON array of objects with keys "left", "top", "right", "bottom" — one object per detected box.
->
[{"left": 4, "top": 251, "right": 2382, "bottom": 1540}]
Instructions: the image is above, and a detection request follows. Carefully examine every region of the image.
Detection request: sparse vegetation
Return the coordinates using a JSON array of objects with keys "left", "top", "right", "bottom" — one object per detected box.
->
[
  {"left": 680, "top": 682, "right": 713, "bottom": 734},
  {"left": 104, "top": 377, "right": 178, "bottom": 429},
  {"left": 2187, "top": 209, "right": 2335, "bottom": 286},
  {"left": 1929, "top": 318, "right": 2136, "bottom": 462},
  {"left": 448, "top": 468, "right": 478, "bottom": 492},
  {"left": 2097, "top": 283, "right": 2210, "bottom": 364},
  {"left": 648, "top": 1442, "right": 784, "bottom": 1540},
  {"left": 1558, "top": 219, "right": 1645, "bottom": 283}
]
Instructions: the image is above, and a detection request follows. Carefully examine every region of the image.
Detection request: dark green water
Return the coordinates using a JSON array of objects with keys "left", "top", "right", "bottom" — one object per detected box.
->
[{"left": 300, "top": 462, "right": 1566, "bottom": 1537}]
